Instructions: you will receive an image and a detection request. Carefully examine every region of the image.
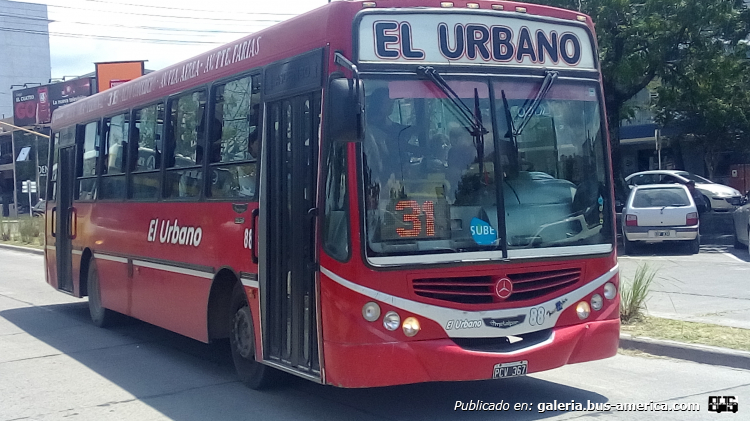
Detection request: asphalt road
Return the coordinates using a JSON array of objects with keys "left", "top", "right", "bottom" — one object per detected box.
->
[{"left": 1, "top": 248, "right": 749, "bottom": 421}]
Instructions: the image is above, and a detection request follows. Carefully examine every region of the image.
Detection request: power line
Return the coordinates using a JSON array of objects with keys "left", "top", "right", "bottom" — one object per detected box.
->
[
  {"left": 0, "top": 26, "right": 227, "bottom": 44},
  {"left": 52, "top": 20, "right": 269, "bottom": 35},
  {"left": 76, "top": 0, "right": 298, "bottom": 16},
  {"left": 46, "top": 3, "right": 296, "bottom": 23}
]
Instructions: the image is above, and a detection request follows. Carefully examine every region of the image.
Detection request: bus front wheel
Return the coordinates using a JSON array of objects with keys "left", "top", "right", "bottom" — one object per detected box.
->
[
  {"left": 87, "top": 259, "right": 115, "bottom": 327},
  {"left": 230, "top": 283, "right": 278, "bottom": 389}
]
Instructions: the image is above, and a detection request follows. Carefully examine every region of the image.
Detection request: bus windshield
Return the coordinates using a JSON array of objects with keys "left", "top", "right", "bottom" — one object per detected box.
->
[{"left": 362, "top": 76, "right": 612, "bottom": 261}]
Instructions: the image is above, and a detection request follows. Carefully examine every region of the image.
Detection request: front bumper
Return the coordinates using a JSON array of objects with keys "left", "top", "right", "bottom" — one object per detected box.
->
[
  {"left": 323, "top": 318, "right": 620, "bottom": 388},
  {"left": 623, "top": 225, "right": 698, "bottom": 242},
  {"left": 709, "top": 196, "right": 741, "bottom": 211}
]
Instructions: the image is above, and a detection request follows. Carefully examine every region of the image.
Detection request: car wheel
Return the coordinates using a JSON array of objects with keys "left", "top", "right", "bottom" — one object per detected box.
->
[
  {"left": 229, "top": 283, "right": 280, "bottom": 389},
  {"left": 87, "top": 259, "right": 115, "bottom": 327},
  {"left": 621, "top": 236, "right": 635, "bottom": 255},
  {"left": 689, "top": 237, "right": 700, "bottom": 255},
  {"left": 701, "top": 195, "right": 712, "bottom": 212},
  {"left": 735, "top": 233, "right": 744, "bottom": 249}
]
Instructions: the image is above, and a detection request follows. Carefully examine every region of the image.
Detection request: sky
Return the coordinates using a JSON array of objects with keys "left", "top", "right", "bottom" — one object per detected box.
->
[{"left": 30, "top": 0, "right": 330, "bottom": 79}]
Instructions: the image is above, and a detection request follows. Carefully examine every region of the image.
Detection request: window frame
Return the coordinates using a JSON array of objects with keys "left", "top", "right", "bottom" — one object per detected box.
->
[
  {"left": 129, "top": 100, "right": 166, "bottom": 202},
  {"left": 75, "top": 119, "right": 101, "bottom": 202},
  {"left": 98, "top": 111, "right": 131, "bottom": 201},
  {"left": 206, "top": 71, "right": 262, "bottom": 202},
  {"left": 163, "top": 88, "right": 208, "bottom": 201}
]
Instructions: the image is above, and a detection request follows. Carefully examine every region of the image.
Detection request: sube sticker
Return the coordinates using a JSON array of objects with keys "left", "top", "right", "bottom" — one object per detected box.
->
[{"left": 470, "top": 218, "right": 497, "bottom": 245}]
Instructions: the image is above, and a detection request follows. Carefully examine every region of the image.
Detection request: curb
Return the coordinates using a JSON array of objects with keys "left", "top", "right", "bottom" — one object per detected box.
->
[
  {"left": 620, "top": 334, "right": 750, "bottom": 370},
  {"left": 0, "top": 243, "right": 44, "bottom": 255}
]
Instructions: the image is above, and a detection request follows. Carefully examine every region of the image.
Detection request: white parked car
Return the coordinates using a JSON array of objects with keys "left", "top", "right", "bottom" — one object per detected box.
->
[
  {"left": 733, "top": 195, "right": 750, "bottom": 253},
  {"left": 625, "top": 170, "right": 742, "bottom": 212},
  {"left": 621, "top": 184, "right": 700, "bottom": 254}
]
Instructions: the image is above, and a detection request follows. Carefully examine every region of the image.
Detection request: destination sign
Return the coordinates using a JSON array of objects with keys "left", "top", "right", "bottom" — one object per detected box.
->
[{"left": 358, "top": 13, "right": 595, "bottom": 69}]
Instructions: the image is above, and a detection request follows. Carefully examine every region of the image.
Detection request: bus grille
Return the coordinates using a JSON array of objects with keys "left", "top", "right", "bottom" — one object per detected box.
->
[{"left": 411, "top": 267, "right": 582, "bottom": 305}]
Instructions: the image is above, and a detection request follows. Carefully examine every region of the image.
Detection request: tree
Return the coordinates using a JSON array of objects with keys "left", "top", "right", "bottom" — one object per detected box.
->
[
  {"left": 654, "top": 43, "right": 750, "bottom": 179},
  {"left": 526, "top": 0, "right": 750, "bottom": 186}
]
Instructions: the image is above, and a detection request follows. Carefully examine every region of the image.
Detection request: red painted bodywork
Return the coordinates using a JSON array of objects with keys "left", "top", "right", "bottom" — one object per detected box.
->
[{"left": 45, "top": 0, "right": 617, "bottom": 388}]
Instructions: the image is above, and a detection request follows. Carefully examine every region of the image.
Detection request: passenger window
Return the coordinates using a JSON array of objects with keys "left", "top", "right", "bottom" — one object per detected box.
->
[
  {"left": 77, "top": 121, "right": 99, "bottom": 200},
  {"left": 165, "top": 91, "right": 206, "bottom": 199},
  {"left": 131, "top": 103, "right": 164, "bottom": 200},
  {"left": 100, "top": 113, "right": 129, "bottom": 199},
  {"left": 208, "top": 75, "right": 260, "bottom": 199}
]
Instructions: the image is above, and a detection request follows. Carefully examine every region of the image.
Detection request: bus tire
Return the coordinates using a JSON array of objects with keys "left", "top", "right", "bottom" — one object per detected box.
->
[
  {"left": 230, "top": 283, "right": 278, "bottom": 389},
  {"left": 87, "top": 259, "right": 114, "bottom": 328}
]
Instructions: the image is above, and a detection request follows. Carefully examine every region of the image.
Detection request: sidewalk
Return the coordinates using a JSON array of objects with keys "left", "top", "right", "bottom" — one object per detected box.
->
[{"left": 4, "top": 240, "right": 749, "bottom": 371}]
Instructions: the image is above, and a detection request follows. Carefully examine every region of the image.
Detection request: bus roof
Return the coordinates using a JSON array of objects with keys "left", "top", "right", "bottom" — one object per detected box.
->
[{"left": 51, "top": 0, "right": 594, "bottom": 130}]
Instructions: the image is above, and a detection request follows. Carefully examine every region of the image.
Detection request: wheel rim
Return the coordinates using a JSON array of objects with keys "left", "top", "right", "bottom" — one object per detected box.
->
[{"left": 233, "top": 306, "right": 254, "bottom": 359}]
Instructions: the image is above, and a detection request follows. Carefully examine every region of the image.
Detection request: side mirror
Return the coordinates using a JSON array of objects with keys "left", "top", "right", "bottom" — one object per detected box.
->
[{"left": 327, "top": 78, "right": 364, "bottom": 143}]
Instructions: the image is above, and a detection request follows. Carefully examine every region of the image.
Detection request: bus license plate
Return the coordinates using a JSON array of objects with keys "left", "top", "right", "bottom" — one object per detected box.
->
[{"left": 493, "top": 361, "right": 528, "bottom": 379}]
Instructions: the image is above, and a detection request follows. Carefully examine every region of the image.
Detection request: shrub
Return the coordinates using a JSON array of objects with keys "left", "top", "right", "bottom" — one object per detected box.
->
[
  {"left": 620, "top": 263, "right": 657, "bottom": 324},
  {"left": 18, "top": 216, "right": 42, "bottom": 244}
]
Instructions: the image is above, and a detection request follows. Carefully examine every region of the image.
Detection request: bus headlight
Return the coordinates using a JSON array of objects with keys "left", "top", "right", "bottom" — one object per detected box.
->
[
  {"left": 603, "top": 282, "right": 617, "bottom": 300},
  {"left": 383, "top": 311, "right": 400, "bottom": 331},
  {"left": 402, "top": 317, "right": 421, "bottom": 337},
  {"left": 591, "top": 294, "right": 603, "bottom": 311},
  {"left": 362, "top": 302, "right": 381, "bottom": 322},
  {"left": 576, "top": 302, "right": 591, "bottom": 320}
]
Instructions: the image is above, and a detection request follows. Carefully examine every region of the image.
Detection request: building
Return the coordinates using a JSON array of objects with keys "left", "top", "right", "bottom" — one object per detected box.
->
[{"left": 0, "top": 0, "right": 51, "bottom": 119}]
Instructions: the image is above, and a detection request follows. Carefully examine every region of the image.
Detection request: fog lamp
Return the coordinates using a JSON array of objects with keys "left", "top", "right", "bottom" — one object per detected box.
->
[
  {"left": 402, "top": 317, "right": 421, "bottom": 337},
  {"left": 603, "top": 282, "right": 617, "bottom": 300},
  {"left": 362, "top": 302, "right": 381, "bottom": 322},
  {"left": 576, "top": 302, "right": 591, "bottom": 320},
  {"left": 591, "top": 294, "right": 603, "bottom": 311},
  {"left": 383, "top": 311, "right": 400, "bottom": 331}
]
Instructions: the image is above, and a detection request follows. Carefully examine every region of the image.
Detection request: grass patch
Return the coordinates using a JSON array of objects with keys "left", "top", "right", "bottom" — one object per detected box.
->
[
  {"left": 621, "top": 316, "right": 750, "bottom": 352},
  {"left": 620, "top": 263, "right": 657, "bottom": 323}
]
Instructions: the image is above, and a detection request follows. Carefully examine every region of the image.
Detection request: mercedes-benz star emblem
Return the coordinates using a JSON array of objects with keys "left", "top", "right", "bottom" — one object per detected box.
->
[{"left": 494, "top": 278, "right": 513, "bottom": 300}]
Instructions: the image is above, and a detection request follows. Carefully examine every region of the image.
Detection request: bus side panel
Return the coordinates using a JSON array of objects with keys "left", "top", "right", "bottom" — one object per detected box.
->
[
  {"left": 96, "top": 259, "right": 130, "bottom": 315},
  {"left": 44, "top": 249, "right": 58, "bottom": 290},
  {"left": 70, "top": 202, "right": 93, "bottom": 298},
  {"left": 131, "top": 266, "right": 211, "bottom": 342}
]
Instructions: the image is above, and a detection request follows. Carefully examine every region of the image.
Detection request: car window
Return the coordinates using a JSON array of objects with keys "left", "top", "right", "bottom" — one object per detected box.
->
[
  {"left": 660, "top": 175, "right": 683, "bottom": 184},
  {"left": 632, "top": 188, "right": 691, "bottom": 208},
  {"left": 682, "top": 173, "right": 712, "bottom": 184}
]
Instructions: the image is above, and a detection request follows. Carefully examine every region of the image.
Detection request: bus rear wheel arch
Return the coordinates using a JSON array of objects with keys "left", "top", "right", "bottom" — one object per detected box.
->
[{"left": 229, "top": 282, "right": 280, "bottom": 389}]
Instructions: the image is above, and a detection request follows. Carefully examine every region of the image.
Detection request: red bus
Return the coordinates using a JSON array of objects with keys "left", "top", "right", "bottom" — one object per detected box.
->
[{"left": 45, "top": 0, "right": 620, "bottom": 389}]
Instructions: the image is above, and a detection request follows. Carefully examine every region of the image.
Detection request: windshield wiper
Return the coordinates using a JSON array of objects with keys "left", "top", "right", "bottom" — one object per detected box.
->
[
  {"left": 416, "top": 66, "right": 488, "bottom": 138},
  {"left": 511, "top": 70, "right": 558, "bottom": 136}
]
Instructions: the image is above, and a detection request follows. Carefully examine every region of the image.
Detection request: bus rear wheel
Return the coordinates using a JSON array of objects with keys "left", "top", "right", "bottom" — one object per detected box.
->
[
  {"left": 87, "top": 259, "right": 115, "bottom": 327},
  {"left": 230, "top": 283, "right": 278, "bottom": 389}
]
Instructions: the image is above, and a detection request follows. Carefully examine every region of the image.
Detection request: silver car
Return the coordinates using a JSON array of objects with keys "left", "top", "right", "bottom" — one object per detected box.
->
[
  {"left": 732, "top": 195, "right": 750, "bottom": 254},
  {"left": 621, "top": 184, "right": 700, "bottom": 254},
  {"left": 625, "top": 170, "right": 742, "bottom": 212}
]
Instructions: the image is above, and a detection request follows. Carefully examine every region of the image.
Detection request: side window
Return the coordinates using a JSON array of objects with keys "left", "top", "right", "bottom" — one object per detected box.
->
[
  {"left": 165, "top": 91, "right": 206, "bottom": 199},
  {"left": 77, "top": 121, "right": 99, "bottom": 200},
  {"left": 49, "top": 132, "right": 59, "bottom": 201},
  {"left": 52, "top": 126, "right": 75, "bottom": 201},
  {"left": 323, "top": 143, "right": 350, "bottom": 261},
  {"left": 208, "top": 75, "right": 260, "bottom": 199},
  {"left": 131, "top": 103, "right": 164, "bottom": 200},
  {"left": 100, "top": 113, "right": 129, "bottom": 199}
]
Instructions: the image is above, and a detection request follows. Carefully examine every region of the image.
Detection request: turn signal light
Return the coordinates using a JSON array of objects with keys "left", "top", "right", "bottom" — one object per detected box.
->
[
  {"left": 625, "top": 214, "right": 638, "bottom": 227},
  {"left": 686, "top": 212, "right": 699, "bottom": 226}
]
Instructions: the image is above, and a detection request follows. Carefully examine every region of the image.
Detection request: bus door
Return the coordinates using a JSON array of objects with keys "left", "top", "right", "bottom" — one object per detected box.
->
[
  {"left": 262, "top": 91, "right": 322, "bottom": 378},
  {"left": 55, "top": 145, "right": 76, "bottom": 292}
]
